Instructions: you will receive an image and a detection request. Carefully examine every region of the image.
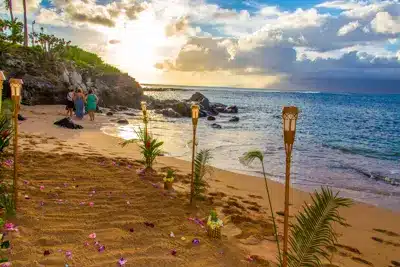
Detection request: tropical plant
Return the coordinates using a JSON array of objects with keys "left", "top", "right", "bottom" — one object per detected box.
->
[
  {"left": 0, "top": 114, "right": 13, "bottom": 153},
  {"left": 1, "top": 19, "right": 24, "bottom": 44},
  {"left": 0, "top": 184, "right": 15, "bottom": 218},
  {"left": 285, "top": 187, "right": 352, "bottom": 267},
  {"left": 121, "top": 127, "right": 163, "bottom": 170},
  {"left": 164, "top": 169, "right": 175, "bottom": 182},
  {"left": 193, "top": 149, "right": 212, "bottom": 200},
  {"left": 240, "top": 150, "right": 282, "bottom": 262}
]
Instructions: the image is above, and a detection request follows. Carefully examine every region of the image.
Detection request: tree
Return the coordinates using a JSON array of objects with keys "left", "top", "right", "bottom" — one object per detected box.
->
[
  {"left": 22, "top": 0, "right": 28, "bottom": 46},
  {"left": 4, "top": 0, "right": 14, "bottom": 22},
  {"left": 6, "top": 19, "right": 24, "bottom": 44}
]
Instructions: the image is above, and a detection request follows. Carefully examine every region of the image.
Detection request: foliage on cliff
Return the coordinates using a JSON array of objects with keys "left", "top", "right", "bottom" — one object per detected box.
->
[{"left": 0, "top": 17, "right": 121, "bottom": 75}]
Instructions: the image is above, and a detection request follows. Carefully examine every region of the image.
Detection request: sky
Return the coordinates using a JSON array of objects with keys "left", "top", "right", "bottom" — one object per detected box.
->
[{"left": 1, "top": 0, "right": 400, "bottom": 92}]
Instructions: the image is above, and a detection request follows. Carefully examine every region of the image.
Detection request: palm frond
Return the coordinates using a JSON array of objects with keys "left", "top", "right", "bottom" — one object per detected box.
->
[
  {"left": 239, "top": 150, "right": 264, "bottom": 166},
  {"left": 193, "top": 149, "right": 212, "bottom": 198},
  {"left": 287, "top": 187, "right": 352, "bottom": 267}
]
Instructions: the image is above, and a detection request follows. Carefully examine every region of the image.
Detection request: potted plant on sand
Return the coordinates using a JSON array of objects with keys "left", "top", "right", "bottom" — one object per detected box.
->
[
  {"left": 163, "top": 169, "right": 175, "bottom": 190},
  {"left": 206, "top": 210, "right": 223, "bottom": 239}
]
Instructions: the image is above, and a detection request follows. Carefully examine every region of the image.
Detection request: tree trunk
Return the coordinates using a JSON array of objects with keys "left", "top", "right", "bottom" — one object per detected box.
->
[
  {"left": 23, "top": 0, "right": 28, "bottom": 47},
  {"left": 8, "top": 0, "right": 14, "bottom": 22}
]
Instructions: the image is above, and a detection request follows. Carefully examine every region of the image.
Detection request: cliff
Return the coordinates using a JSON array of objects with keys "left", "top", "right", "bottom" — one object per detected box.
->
[{"left": 0, "top": 43, "right": 143, "bottom": 108}]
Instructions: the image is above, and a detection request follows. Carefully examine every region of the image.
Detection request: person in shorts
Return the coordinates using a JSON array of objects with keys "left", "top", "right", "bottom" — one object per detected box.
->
[{"left": 66, "top": 89, "right": 75, "bottom": 117}]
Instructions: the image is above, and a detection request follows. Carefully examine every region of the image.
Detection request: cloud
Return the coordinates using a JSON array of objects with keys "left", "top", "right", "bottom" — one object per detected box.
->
[
  {"left": 371, "top": 11, "right": 400, "bottom": 34},
  {"left": 39, "top": 0, "right": 148, "bottom": 28},
  {"left": 337, "top": 20, "right": 360, "bottom": 36},
  {"left": 316, "top": 0, "right": 365, "bottom": 10},
  {"left": 165, "top": 16, "right": 189, "bottom": 37}
]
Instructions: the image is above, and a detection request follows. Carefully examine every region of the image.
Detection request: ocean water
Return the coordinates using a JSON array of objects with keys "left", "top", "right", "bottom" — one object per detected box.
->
[{"left": 101, "top": 87, "right": 400, "bottom": 211}]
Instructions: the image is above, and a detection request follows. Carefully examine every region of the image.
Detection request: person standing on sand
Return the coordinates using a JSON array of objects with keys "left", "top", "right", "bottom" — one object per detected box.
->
[
  {"left": 74, "top": 89, "right": 85, "bottom": 120},
  {"left": 66, "top": 89, "right": 75, "bottom": 117},
  {"left": 85, "top": 89, "right": 98, "bottom": 121}
]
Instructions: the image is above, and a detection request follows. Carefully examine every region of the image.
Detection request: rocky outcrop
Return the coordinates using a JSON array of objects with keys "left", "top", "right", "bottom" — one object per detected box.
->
[
  {"left": 144, "top": 92, "right": 238, "bottom": 119},
  {"left": 0, "top": 49, "right": 143, "bottom": 108}
]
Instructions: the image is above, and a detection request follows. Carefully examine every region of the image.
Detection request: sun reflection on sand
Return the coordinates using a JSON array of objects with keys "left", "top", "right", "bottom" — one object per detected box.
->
[{"left": 100, "top": 124, "right": 140, "bottom": 140}]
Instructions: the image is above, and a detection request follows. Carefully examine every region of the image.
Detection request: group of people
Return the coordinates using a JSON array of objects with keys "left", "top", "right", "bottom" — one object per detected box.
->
[{"left": 66, "top": 88, "right": 98, "bottom": 121}]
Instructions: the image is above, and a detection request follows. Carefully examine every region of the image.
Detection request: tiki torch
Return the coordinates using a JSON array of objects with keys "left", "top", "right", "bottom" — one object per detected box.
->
[
  {"left": 282, "top": 106, "right": 299, "bottom": 267},
  {"left": 190, "top": 104, "right": 199, "bottom": 204},
  {"left": 9, "top": 78, "right": 23, "bottom": 211}
]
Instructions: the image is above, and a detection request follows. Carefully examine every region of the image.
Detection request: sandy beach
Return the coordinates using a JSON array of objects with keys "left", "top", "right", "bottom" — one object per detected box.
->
[{"left": 2, "top": 105, "right": 399, "bottom": 266}]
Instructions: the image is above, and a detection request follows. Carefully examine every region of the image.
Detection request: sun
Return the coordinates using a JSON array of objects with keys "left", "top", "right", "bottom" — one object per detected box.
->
[{"left": 102, "top": 10, "right": 169, "bottom": 82}]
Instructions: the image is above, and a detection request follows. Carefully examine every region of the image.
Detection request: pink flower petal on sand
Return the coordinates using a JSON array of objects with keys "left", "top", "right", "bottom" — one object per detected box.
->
[
  {"left": 98, "top": 245, "right": 105, "bottom": 252},
  {"left": 40, "top": 185, "right": 45, "bottom": 190},
  {"left": 84, "top": 241, "right": 89, "bottom": 246},
  {"left": 89, "top": 202, "right": 94, "bottom": 207},
  {"left": 1, "top": 262, "right": 12, "bottom": 267},
  {"left": 118, "top": 258, "right": 127, "bottom": 266},
  {"left": 23, "top": 180, "right": 29, "bottom": 185},
  {"left": 80, "top": 202, "right": 85, "bottom": 205},
  {"left": 88, "top": 233, "right": 96, "bottom": 239},
  {"left": 65, "top": 251, "right": 72, "bottom": 259},
  {"left": 5, "top": 223, "right": 15, "bottom": 231}
]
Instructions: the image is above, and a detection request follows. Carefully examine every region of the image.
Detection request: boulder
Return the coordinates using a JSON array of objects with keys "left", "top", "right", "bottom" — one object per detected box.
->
[
  {"left": 162, "top": 108, "right": 182, "bottom": 118},
  {"left": 199, "top": 110, "right": 207, "bottom": 118},
  {"left": 117, "top": 119, "right": 129, "bottom": 124},
  {"left": 211, "top": 123, "right": 222, "bottom": 129},
  {"left": 18, "top": 114, "right": 27, "bottom": 121},
  {"left": 172, "top": 102, "right": 191, "bottom": 117},
  {"left": 54, "top": 117, "right": 83, "bottom": 129},
  {"left": 225, "top": 105, "right": 238, "bottom": 114},
  {"left": 207, "top": 116, "right": 216, "bottom": 121},
  {"left": 211, "top": 103, "right": 227, "bottom": 113},
  {"left": 106, "top": 112, "right": 113, "bottom": 116},
  {"left": 229, "top": 116, "right": 239, "bottom": 122},
  {"left": 189, "top": 92, "right": 210, "bottom": 110}
]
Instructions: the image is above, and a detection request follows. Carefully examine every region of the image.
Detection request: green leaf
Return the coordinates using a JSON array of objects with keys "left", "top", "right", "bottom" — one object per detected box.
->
[
  {"left": 286, "top": 187, "right": 352, "bottom": 267},
  {"left": 0, "top": 258, "right": 8, "bottom": 263},
  {"left": 0, "top": 241, "right": 9, "bottom": 249}
]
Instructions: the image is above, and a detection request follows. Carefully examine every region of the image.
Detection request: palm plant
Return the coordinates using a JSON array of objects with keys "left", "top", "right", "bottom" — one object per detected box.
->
[
  {"left": 286, "top": 187, "right": 352, "bottom": 267},
  {"left": 193, "top": 149, "right": 212, "bottom": 199},
  {"left": 121, "top": 127, "right": 163, "bottom": 170},
  {"left": 0, "top": 114, "right": 13, "bottom": 153},
  {"left": 0, "top": 184, "right": 16, "bottom": 218},
  {"left": 240, "top": 150, "right": 282, "bottom": 262}
]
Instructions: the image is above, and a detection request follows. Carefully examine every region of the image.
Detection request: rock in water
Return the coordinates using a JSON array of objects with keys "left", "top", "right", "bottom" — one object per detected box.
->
[
  {"left": 106, "top": 112, "right": 113, "bottom": 116},
  {"left": 54, "top": 117, "right": 83, "bottom": 129},
  {"left": 211, "top": 123, "right": 222, "bottom": 129},
  {"left": 18, "top": 114, "right": 27, "bottom": 121},
  {"left": 162, "top": 108, "right": 182, "bottom": 118},
  {"left": 189, "top": 92, "right": 210, "bottom": 110},
  {"left": 207, "top": 116, "right": 216, "bottom": 121},
  {"left": 225, "top": 105, "right": 238, "bottom": 113},
  {"left": 117, "top": 119, "right": 129, "bottom": 124},
  {"left": 229, "top": 116, "right": 239, "bottom": 122}
]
